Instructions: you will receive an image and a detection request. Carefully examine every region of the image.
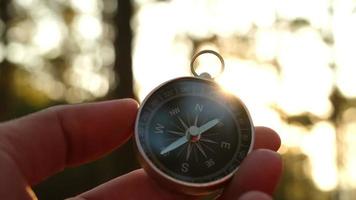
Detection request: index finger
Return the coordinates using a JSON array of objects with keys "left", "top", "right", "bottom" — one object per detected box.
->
[
  {"left": 254, "top": 126, "right": 281, "bottom": 151},
  {"left": 0, "top": 99, "right": 138, "bottom": 185}
]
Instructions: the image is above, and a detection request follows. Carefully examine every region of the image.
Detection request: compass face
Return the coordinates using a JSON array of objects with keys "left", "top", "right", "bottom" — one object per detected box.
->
[{"left": 135, "top": 77, "right": 254, "bottom": 185}]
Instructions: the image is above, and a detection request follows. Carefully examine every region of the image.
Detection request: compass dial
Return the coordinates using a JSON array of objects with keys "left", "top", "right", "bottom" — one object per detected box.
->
[{"left": 135, "top": 77, "right": 254, "bottom": 191}]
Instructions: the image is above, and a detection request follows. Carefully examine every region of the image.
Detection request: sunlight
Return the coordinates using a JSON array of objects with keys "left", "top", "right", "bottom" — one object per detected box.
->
[
  {"left": 133, "top": 3, "right": 192, "bottom": 101},
  {"left": 340, "top": 108, "right": 356, "bottom": 188},
  {"left": 344, "top": 123, "right": 356, "bottom": 187},
  {"left": 255, "top": 29, "right": 279, "bottom": 61},
  {"left": 73, "top": 15, "right": 102, "bottom": 40},
  {"left": 65, "top": 87, "right": 89, "bottom": 103},
  {"left": 131, "top": 0, "right": 353, "bottom": 194},
  {"left": 301, "top": 122, "right": 338, "bottom": 191},
  {"left": 6, "top": 42, "right": 27, "bottom": 64},
  {"left": 31, "top": 71, "right": 65, "bottom": 100},
  {"left": 276, "top": 27, "right": 333, "bottom": 117},
  {"left": 32, "top": 17, "right": 65, "bottom": 54},
  {"left": 70, "top": 0, "right": 100, "bottom": 14},
  {"left": 14, "top": 0, "right": 37, "bottom": 9},
  {"left": 280, "top": 123, "right": 308, "bottom": 149},
  {"left": 211, "top": 0, "right": 254, "bottom": 36},
  {"left": 217, "top": 59, "right": 279, "bottom": 112},
  {"left": 275, "top": 0, "right": 330, "bottom": 29},
  {"left": 334, "top": 10, "right": 356, "bottom": 98},
  {"left": 65, "top": 54, "right": 109, "bottom": 98}
]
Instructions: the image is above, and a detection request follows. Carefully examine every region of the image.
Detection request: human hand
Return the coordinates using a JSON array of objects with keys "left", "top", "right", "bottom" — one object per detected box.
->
[{"left": 0, "top": 99, "right": 282, "bottom": 200}]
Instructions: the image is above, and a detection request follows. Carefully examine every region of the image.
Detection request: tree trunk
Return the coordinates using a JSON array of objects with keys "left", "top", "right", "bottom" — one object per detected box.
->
[
  {"left": 0, "top": 0, "right": 14, "bottom": 121},
  {"left": 112, "top": 0, "right": 135, "bottom": 99}
]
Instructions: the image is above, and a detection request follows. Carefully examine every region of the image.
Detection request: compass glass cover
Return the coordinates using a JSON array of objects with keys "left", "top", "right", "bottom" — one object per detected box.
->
[{"left": 136, "top": 77, "right": 253, "bottom": 184}]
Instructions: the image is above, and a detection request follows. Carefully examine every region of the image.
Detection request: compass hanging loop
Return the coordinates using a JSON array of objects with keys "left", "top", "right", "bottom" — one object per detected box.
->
[{"left": 190, "top": 50, "right": 225, "bottom": 79}]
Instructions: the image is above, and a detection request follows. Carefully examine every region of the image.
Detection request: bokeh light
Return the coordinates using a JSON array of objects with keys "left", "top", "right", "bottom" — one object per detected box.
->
[
  {"left": 132, "top": 0, "right": 356, "bottom": 198},
  {"left": 1, "top": 0, "right": 356, "bottom": 199},
  {"left": 2, "top": 0, "right": 116, "bottom": 104}
]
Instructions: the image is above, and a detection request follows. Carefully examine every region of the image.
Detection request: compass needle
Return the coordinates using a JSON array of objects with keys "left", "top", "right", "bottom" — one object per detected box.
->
[
  {"left": 186, "top": 143, "right": 193, "bottom": 161},
  {"left": 193, "top": 145, "right": 199, "bottom": 162},
  {"left": 177, "top": 116, "right": 189, "bottom": 130},
  {"left": 200, "top": 141, "right": 216, "bottom": 153},
  {"left": 167, "top": 130, "right": 185, "bottom": 136},
  {"left": 160, "top": 136, "right": 188, "bottom": 155},
  {"left": 199, "top": 119, "right": 220, "bottom": 134}
]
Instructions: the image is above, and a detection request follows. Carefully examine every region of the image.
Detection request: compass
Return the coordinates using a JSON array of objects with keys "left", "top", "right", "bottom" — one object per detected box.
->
[{"left": 134, "top": 50, "right": 254, "bottom": 195}]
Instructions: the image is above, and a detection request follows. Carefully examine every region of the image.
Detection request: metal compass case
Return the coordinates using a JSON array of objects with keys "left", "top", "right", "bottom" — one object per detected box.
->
[{"left": 134, "top": 50, "right": 255, "bottom": 195}]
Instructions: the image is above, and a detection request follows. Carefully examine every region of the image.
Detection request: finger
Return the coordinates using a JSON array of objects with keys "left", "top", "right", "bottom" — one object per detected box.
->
[
  {"left": 238, "top": 191, "right": 272, "bottom": 200},
  {"left": 0, "top": 151, "right": 36, "bottom": 199},
  {"left": 219, "top": 149, "right": 282, "bottom": 199},
  {"left": 254, "top": 127, "right": 281, "bottom": 151},
  {"left": 70, "top": 169, "right": 197, "bottom": 200},
  {"left": 0, "top": 99, "right": 138, "bottom": 185},
  {"left": 68, "top": 127, "right": 280, "bottom": 200}
]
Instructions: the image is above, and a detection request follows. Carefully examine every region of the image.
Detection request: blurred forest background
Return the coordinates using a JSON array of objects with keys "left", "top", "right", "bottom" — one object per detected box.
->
[{"left": 1, "top": 0, "right": 356, "bottom": 199}]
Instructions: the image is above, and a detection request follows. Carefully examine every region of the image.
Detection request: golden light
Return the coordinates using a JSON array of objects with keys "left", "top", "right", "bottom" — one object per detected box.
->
[
  {"left": 276, "top": 27, "right": 333, "bottom": 117},
  {"left": 339, "top": 108, "right": 356, "bottom": 188},
  {"left": 217, "top": 59, "right": 279, "bottom": 107},
  {"left": 31, "top": 71, "right": 65, "bottom": 101},
  {"left": 275, "top": 0, "right": 330, "bottom": 29},
  {"left": 255, "top": 29, "right": 278, "bottom": 61},
  {"left": 65, "top": 54, "right": 109, "bottom": 98},
  {"left": 70, "top": 0, "right": 100, "bottom": 14},
  {"left": 3, "top": 0, "right": 114, "bottom": 105},
  {"left": 6, "top": 42, "right": 26, "bottom": 64},
  {"left": 13, "top": 0, "right": 36, "bottom": 9},
  {"left": 32, "top": 17, "right": 65, "bottom": 55},
  {"left": 133, "top": 3, "right": 192, "bottom": 101},
  {"left": 301, "top": 122, "right": 338, "bottom": 191},
  {"left": 73, "top": 15, "right": 103, "bottom": 41},
  {"left": 132, "top": 0, "right": 351, "bottom": 195},
  {"left": 3, "top": 0, "right": 356, "bottom": 197},
  {"left": 334, "top": 9, "right": 356, "bottom": 98}
]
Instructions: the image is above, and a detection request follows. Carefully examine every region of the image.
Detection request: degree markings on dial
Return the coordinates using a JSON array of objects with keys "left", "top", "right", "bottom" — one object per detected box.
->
[
  {"left": 200, "top": 138, "right": 218, "bottom": 144},
  {"left": 168, "top": 120, "right": 184, "bottom": 132},
  {"left": 195, "top": 142, "right": 208, "bottom": 158},
  {"left": 185, "top": 143, "right": 193, "bottom": 161},
  {"left": 185, "top": 112, "right": 192, "bottom": 128},
  {"left": 177, "top": 142, "right": 188, "bottom": 158},
  {"left": 177, "top": 116, "right": 189, "bottom": 130},
  {"left": 203, "top": 132, "right": 219, "bottom": 137},
  {"left": 200, "top": 141, "right": 216, "bottom": 154},
  {"left": 193, "top": 145, "right": 199, "bottom": 162},
  {"left": 167, "top": 130, "right": 185, "bottom": 136}
]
